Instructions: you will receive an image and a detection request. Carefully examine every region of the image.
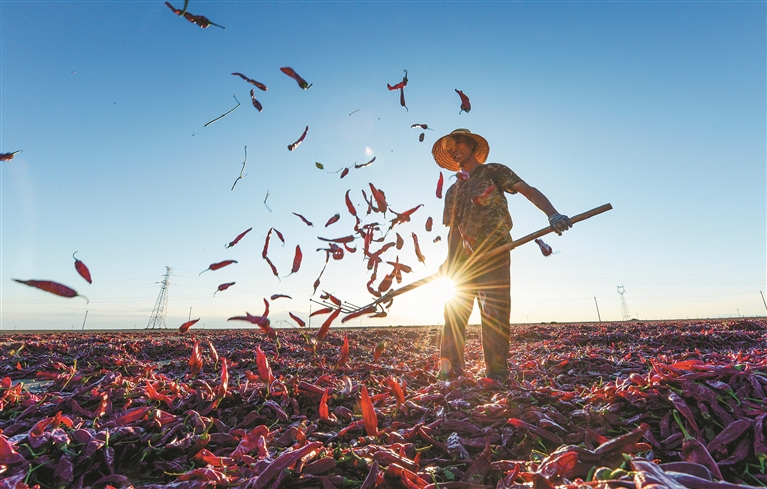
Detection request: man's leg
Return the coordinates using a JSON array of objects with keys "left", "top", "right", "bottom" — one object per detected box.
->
[
  {"left": 441, "top": 285, "right": 474, "bottom": 377},
  {"left": 478, "top": 251, "right": 511, "bottom": 379}
]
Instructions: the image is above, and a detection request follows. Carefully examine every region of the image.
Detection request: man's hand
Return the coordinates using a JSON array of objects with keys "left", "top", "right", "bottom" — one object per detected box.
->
[{"left": 548, "top": 213, "right": 572, "bottom": 235}]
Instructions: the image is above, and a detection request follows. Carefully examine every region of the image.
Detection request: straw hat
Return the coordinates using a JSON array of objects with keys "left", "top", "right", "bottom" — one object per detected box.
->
[{"left": 432, "top": 128, "right": 489, "bottom": 171}]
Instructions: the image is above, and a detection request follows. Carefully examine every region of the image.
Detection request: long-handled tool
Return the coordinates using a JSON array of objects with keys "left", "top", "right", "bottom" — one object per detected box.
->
[{"left": 311, "top": 203, "right": 613, "bottom": 317}]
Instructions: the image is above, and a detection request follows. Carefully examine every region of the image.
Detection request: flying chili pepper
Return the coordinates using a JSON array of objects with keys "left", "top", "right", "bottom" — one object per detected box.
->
[
  {"left": 199, "top": 260, "right": 237, "bottom": 275},
  {"left": 354, "top": 156, "right": 376, "bottom": 169},
  {"left": 188, "top": 341, "right": 203, "bottom": 376},
  {"left": 378, "top": 273, "right": 394, "bottom": 293},
  {"left": 72, "top": 251, "right": 92, "bottom": 284},
  {"left": 249, "top": 89, "right": 263, "bottom": 112},
  {"left": 368, "top": 183, "right": 388, "bottom": 214},
  {"left": 179, "top": 318, "right": 200, "bottom": 333},
  {"left": 425, "top": 217, "right": 433, "bottom": 232},
  {"left": 340, "top": 167, "right": 349, "bottom": 178},
  {"left": 14, "top": 278, "right": 89, "bottom": 303},
  {"left": 344, "top": 190, "right": 357, "bottom": 217},
  {"left": 472, "top": 184, "right": 496, "bottom": 206},
  {"left": 389, "top": 204, "right": 423, "bottom": 228},
  {"left": 165, "top": 1, "right": 225, "bottom": 29},
  {"left": 325, "top": 213, "right": 341, "bottom": 227},
  {"left": 289, "top": 312, "right": 306, "bottom": 327},
  {"left": 271, "top": 293, "right": 292, "bottom": 300},
  {"left": 411, "top": 233, "right": 426, "bottom": 264},
  {"left": 264, "top": 256, "right": 280, "bottom": 279},
  {"left": 341, "top": 305, "right": 376, "bottom": 324},
  {"left": 280, "top": 67, "right": 312, "bottom": 89},
  {"left": 534, "top": 238, "right": 553, "bottom": 257},
  {"left": 214, "top": 282, "right": 236, "bottom": 296},
  {"left": 232, "top": 72, "right": 267, "bottom": 91},
  {"left": 256, "top": 345, "right": 275, "bottom": 382},
  {"left": 292, "top": 212, "right": 314, "bottom": 227},
  {"left": 226, "top": 227, "right": 252, "bottom": 248},
  {"left": 395, "top": 233, "right": 404, "bottom": 250},
  {"left": 411, "top": 123, "right": 432, "bottom": 130},
  {"left": 289, "top": 245, "right": 302, "bottom": 275},
  {"left": 273, "top": 228, "right": 285, "bottom": 244},
  {"left": 399, "top": 88, "right": 408, "bottom": 111},
  {"left": 316, "top": 308, "right": 341, "bottom": 339},
  {"left": 419, "top": 133, "right": 425, "bottom": 142},
  {"left": 387, "top": 70, "right": 408, "bottom": 91},
  {"left": 315, "top": 162, "right": 324, "bottom": 170},
  {"left": 433, "top": 236, "right": 442, "bottom": 243},
  {"left": 0, "top": 150, "right": 22, "bottom": 161},
  {"left": 288, "top": 126, "right": 309, "bottom": 151},
  {"left": 455, "top": 89, "right": 471, "bottom": 113},
  {"left": 436, "top": 172, "right": 444, "bottom": 199}
]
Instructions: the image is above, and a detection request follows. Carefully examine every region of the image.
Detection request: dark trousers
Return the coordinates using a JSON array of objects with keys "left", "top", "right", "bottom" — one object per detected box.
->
[{"left": 440, "top": 250, "right": 511, "bottom": 378}]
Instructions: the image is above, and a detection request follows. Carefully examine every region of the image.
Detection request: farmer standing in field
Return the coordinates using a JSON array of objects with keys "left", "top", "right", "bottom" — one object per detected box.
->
[{"left": 433, "top": 128, "right": 572, "bottom": 382}]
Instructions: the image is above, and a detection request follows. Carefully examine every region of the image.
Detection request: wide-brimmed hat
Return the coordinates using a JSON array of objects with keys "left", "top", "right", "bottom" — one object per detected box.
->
[{"left": 432, "top": 128, "right": 489, "bottom": 171}]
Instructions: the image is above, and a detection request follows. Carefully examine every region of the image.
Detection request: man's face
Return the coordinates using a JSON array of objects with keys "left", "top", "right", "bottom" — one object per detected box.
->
[{"left": 447, "top": 137, "right": 475, "bottom": 168}]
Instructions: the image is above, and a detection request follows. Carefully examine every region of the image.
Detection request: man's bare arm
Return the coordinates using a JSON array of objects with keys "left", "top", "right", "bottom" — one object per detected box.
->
[{"left": 511, "top": 181, "right": 572, "bottom": 234}]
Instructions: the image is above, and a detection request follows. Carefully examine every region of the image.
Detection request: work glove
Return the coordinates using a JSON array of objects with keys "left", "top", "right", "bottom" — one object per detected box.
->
[{"left": 548, "top": 213, "right": 572, "bottom": 235}]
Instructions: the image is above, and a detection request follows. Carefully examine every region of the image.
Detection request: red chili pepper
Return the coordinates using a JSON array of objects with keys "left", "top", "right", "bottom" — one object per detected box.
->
[
  {"left": 292, "top": 212, "right": 314, "bottom": 226},
  {"left": 232, "top": 72, "right": 267, "bottom": 91},
  {"left": 378, "top": 273, "right": 394, "bottom": 293},
  {"left": 318, "top": 235, "right": 356, "bottom": 243},
  {"left": 338, "top": 167, "right": 350, "bottom": 179},
  {"left": 72, "top": 251, "right": 92, "bottom": 284},
  {"left": 472, "top": 184, "right": 496, "bottom": 206},
  {"left": 319, "top": 388, "right": 330, "bottom": 421},
  {"left": 188, "top": 341, "right": 203, "bottom": 375},
  {"left": 165, "top": 2, "right": 225, "bottom": 29},
  {"left": 288, "top": 125, "right": 309, "bottom": 151},
  {"left": 262, "top": 228, "right": 273, "bottom": 258},
  {"left": 345, "top": 190, "right": 357, "bottom": 217},
  {"left": 359, "top": 385, "right": 378, "bottom": 437},
  {"left": 373, "top": 341, "right": 386, "bottom": 362},
  {"left": 337, "top": 335, "right": 350, "bottom": 367},
  {"left": 399, "top": 88, "right": 408, "bottom": 112},
  {"left": 179, "top": 318, "right": 200, "bottom": 333},
  {"left": 411, "top": 123, "right": 429, "bottom": 130},
  {"left": 342, "top": 304, "right": 377, "bottom": 323},
  {"left": 13, "top": 278, "right": 88, "bottom": 303},
  {"left": 385, "top": 376, "right": 405, "bottom": 406},
  {"left": 310, "top": 307, "right": 333, "bottom": 317},
  {"left": 249, "top": 89, "right": 263, "bottom": 112},
  {"left": 395, "top": 233, "right": 404, "bottom": 250},
  {"left": 387, "top": 70, "right": 408, "bottom": 91},
  {"left": 354, "top": 156, "right": 376, "bottom": 169},
  {"left": 289, "top": 312, "right": 306, "bottom": 327},
  {"left": 289, "top": 245, "right": 302, "bottom": 274},
  {"left": 411, "top": 233, "right": 426, "bottom": 264},
  {"left": 226, "top": 227, "right": 252, "bottom": 248},
  {"left": 535, "top": 238, "right": 553, "bottom": 256},
  {"left": 419, "top": 132, "right": 424, "bottom": 142},
  {"left": 425, "top": 217, "right": 433, "bottom": 232},
  {"left": 389, "top": 204, "right": 423, "bottom": 228},
  {"left": 368, "top": 183, "right": 388, "bottom": 213},
  {"left": 455, "top": 88, "right": 471, "bottom": 113},
  {"left": 325, "top": 213, "right": 341, "bottom": 227},
  {"left": 436, "top": 173, "right": 444, "bottom": 199},
  {"left": 316, "top": 308, "right": 341, "bottom": 339},
  {"left": 271, "top": 293, "right": 292, "bottom": 300},
  {"left": 280, "top": 67, "right": 312, "bottom": 89},
  {"left": 199, "top": 259, "right": 237, "bottom": 275},
  {"left": 214, "top": 282, "right": 236, "bottom": 296},
  {"left": 0, "top": 150, "right": 21, "bottom": 161},
  {"left": 215, "top": 358, "right": 229, "bottom": 399}
]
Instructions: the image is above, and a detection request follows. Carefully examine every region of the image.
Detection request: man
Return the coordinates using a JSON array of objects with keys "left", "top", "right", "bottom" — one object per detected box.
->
[{"left": 433, "top": 128, "right": 571, "bottom": 382}]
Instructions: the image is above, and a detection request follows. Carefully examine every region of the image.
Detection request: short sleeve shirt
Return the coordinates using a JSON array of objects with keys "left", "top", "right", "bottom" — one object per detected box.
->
[{"left": 443, "top": 163, "right": 524, "bottom": 248}]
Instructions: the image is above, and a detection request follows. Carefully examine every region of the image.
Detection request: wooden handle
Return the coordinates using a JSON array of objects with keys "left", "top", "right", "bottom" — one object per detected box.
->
[{"left": 377, "top": 203, "right": 613, "bottom": 303}]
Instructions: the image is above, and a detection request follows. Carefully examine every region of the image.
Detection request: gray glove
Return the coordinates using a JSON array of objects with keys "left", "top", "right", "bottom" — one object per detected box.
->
[{"left": 548, "top": 213, "right": 572, "bottom": 235}]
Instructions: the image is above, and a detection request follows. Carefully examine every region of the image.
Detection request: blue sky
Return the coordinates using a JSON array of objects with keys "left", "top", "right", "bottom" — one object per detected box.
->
[{"left": 2, "top": 1, "right": 765, "bottom": 331}]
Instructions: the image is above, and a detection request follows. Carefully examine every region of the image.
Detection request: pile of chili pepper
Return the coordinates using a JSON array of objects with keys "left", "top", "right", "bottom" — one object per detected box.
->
[{"left": 0, "top": 318, "right": 765, "bottom": 488}]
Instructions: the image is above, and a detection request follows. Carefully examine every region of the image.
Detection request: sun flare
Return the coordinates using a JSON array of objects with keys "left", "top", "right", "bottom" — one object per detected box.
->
[{"left": 429, "top": 277, "right": 456, "bottom": 305}]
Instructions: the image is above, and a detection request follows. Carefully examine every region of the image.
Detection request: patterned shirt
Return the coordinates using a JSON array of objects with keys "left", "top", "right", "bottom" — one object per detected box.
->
[{"left": 443, "top": 163, "right": 524, "bottom": 252}]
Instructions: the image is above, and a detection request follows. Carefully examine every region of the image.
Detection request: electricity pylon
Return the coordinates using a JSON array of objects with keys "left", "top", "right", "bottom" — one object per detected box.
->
[
  {"left": 617, "top": 285, "right": 631, "bottom": 321},
  {"left": 147, "top": 266, "right": 172, "bottom": 329}
]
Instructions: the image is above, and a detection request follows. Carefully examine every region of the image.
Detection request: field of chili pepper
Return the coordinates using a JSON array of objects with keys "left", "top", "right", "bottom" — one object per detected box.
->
[{"left": 1, "top": 318, "right": 767, "bottom": 489}]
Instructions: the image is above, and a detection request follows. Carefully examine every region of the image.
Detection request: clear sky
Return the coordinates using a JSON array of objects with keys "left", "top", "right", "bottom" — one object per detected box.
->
[{"left": 2, "top": 1, "right": 765, "bottom": 331}]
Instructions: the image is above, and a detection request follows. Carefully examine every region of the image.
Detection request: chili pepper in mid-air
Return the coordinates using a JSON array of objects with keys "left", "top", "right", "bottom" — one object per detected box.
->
[
  {"left": 188, "top": 342, "right": 203, "bottom": 376},
  {"left": 412, "top": 233, "right": 426, "bottom": 264},
  {"left": 214, "top": 282, "right": 236, "bottom": 296},
  {"left": 232, "top": 72, "right": 267, "bottom": 91},
  {"left": 199, "top": 260, "right": 237, "bottom": 275},
  {"left": 419, "top": 133, "right": 425, "bottom": 142},
  {"left": 340, "top": 167, "right": 349, "bottom": 178},
  {"left": 316, "top": 308, "right": 341, "bottom": 339},
  {"left": 226, "top": 227, "right": 252, "bottom": 248},
  {"left": 369, "top": 183, "right": 388, "bottom": 213},
  {"left": 378, "top": 273, "right": 394, "bottom": 293},
  {"left": 535, "top": 238, "right": 553, "bottom": 257},
  {"left": 387, "top": 70, "right": 408, "bottom": 91},
  {"left": 433, "top": 236, "right": 442, "bottom": 243},
  {"left": 399, "top": 88, "right": 408, "bottom": 111},
  {"left": 271, "top": 294, "right": 292, "bottom": 300},
  {"left": 72, "top": 252, "right": 92, "bottom": 284},
  {"left": 280, "top": 67, "right": 312, "bottom": 89},
  {"left": 315, "top": 162, "right": 324, "bottom": 170},
  {"left": 455, "top": 89, "right": 471, "bottom": 113},
  {"left": 165, "top": 1, "right": 225, "bottom": 29},
  {"left": 289, "top": 245, "right": 302, "bottom": 275},
  {"left": 472, "top": 184, "right": 496, "bottom": 206},
  {"left": 359, "top": 385, "right": 378, "bottom": 437},
  {"left": 179, "top": 318, "right": 200, "bottom": 333},
  {"left": 325, "top": 213, "right": 341, "bottom": 227},
  {"left": 354, "top": 156, "right": 376, "bottom": 169},
  {"left": 0, "top": 150, "right": 22, "bottom": 161},
  {"left": 288, "top": 125, "right": 309, "bottom": 151},
  {"left": 249, "top": 89, "right": 263, "bottom": 112},
  {"left": 425, "top": 217, "right": 433, "bottom": 232},
  {"left": 13, "top": 279, "right": 89, "bottom": 303},
  {"left": 264, "top": 256, "right": 280, "bottom": 279},
  {"left": 411, "top": 123, "right": 431, "bottom": 130},
  {"left": 292, "top": 212, "right": 314, "bottom": 227},
  {"left": 436, "top": 173, "right": 444, "bottom": 199},
  {"left": 395, "top": 233, "right": 404, "bottom": 250},
  {"left": 289, "top": 312, "right": 306, "bottom": 327}
]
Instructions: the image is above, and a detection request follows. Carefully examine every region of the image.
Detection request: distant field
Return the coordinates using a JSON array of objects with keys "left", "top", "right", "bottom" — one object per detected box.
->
[{"left": 1, "top": 319, "right": 766, "bottom": 488}]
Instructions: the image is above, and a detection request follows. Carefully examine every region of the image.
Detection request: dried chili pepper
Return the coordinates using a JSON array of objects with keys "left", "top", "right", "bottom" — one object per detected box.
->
[
  {"left": 288, "top": 125, "right": 309, "bottom": 151},
  {"left": 374, "top": 341, "right": 386, "bottom": 362},
  {"left": 355, "top": 156, "right": 376, "bottom": 169},
  {"left": 337, "top": 335, "right": 350, "bottom": 367},
  {"left": 271, "top": 293, "right": 292, "bottom": 300},
  {"left": 165, "top": 1, "right": 225, "bottom": 28},
  {"left": 316, "top": 308, "right": 341, "bottom": 339},
  {"left": 411, "top": 233, "right": 426, "bottom": 264},
  {"left": 455, "top": 88, "right": 471, "bottom": 113},
  {"left": 293, "top": 212, "right": 314, "bottom": 226},
  {"left": 179, "top": 318, "right": 200, "bottom": 333},
  {"left": 199, "top": 259, "right": 237, "bottom": 275},
  {"left": 72, "top": 251, "right": 92, "bottom": 284},
  {"left": 369, "top": 183, "right": 388, "bottom": 213},
  {"left": 425, "top": 217, "right": 433, "bottom": 232},
  {"left": 289, "top": 245, "right": 302, "bottom": 275},
  {"left": 396, "top": 233, "right": 404, "bottom": 250},
  {"left": 325, "top": 213, "right": 341, "bottom": 227},
  {"left": 399, "top": 88, "right": 408, "bottom": 111},
  {"left": 214, "top": 282, "right": 235, "bottom": 296},
  {"left": 280, "top": 67, "right": 312, "bottom": 89},
  {"left": 535, "top": 238, "right": 553, "bottom": 256},
  {"left": 232, "top": 72, "right": 267, "bottom": 91},
  {"left": 419, "top": 132, "right": 425, "bottom": 142},
  {"left": 359, "top": 385, "right": 378, "bottom": 437},
  {"left": 0, "top": 150, "right": 21, "bottom": 161},
  {"left": 289, "top": 312, "right": 306, "bottom": 327},
  {"left": 188, "top": 341, "right": 203, "bottom": 376},
  {"left": 226, "top": 227, "right": 252, "bottom": 248},
  {"left": 249, "top": 89, "right": 263, "bottom": 112},
  {"left": 472, "top": 184, "right": 496, "bottom": 206},
  {"left": 340, "top": 167, "right": 349, "bottom": 178},
  {"left": 13, "top": 279, "right": 88, "bottom": 303},
  {"left": 387, "top": 70, "right": 408, "bottom": 90},
  {"left": 436, "top": 172, "right": 444, "bottom": 199}
]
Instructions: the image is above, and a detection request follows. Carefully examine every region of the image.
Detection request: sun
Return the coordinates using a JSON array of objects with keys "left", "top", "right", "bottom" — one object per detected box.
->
[{"left": 429, "top": 277, "right": 456, "bottom": 305}]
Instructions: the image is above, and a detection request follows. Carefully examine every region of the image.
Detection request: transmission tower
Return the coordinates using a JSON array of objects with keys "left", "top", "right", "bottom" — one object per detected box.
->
[
  {"left": 147, "top": 266, "right": 172, "bottom": 329},
  {"left": 617, "top": 285, "right": 631, "bottom": 321}
]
